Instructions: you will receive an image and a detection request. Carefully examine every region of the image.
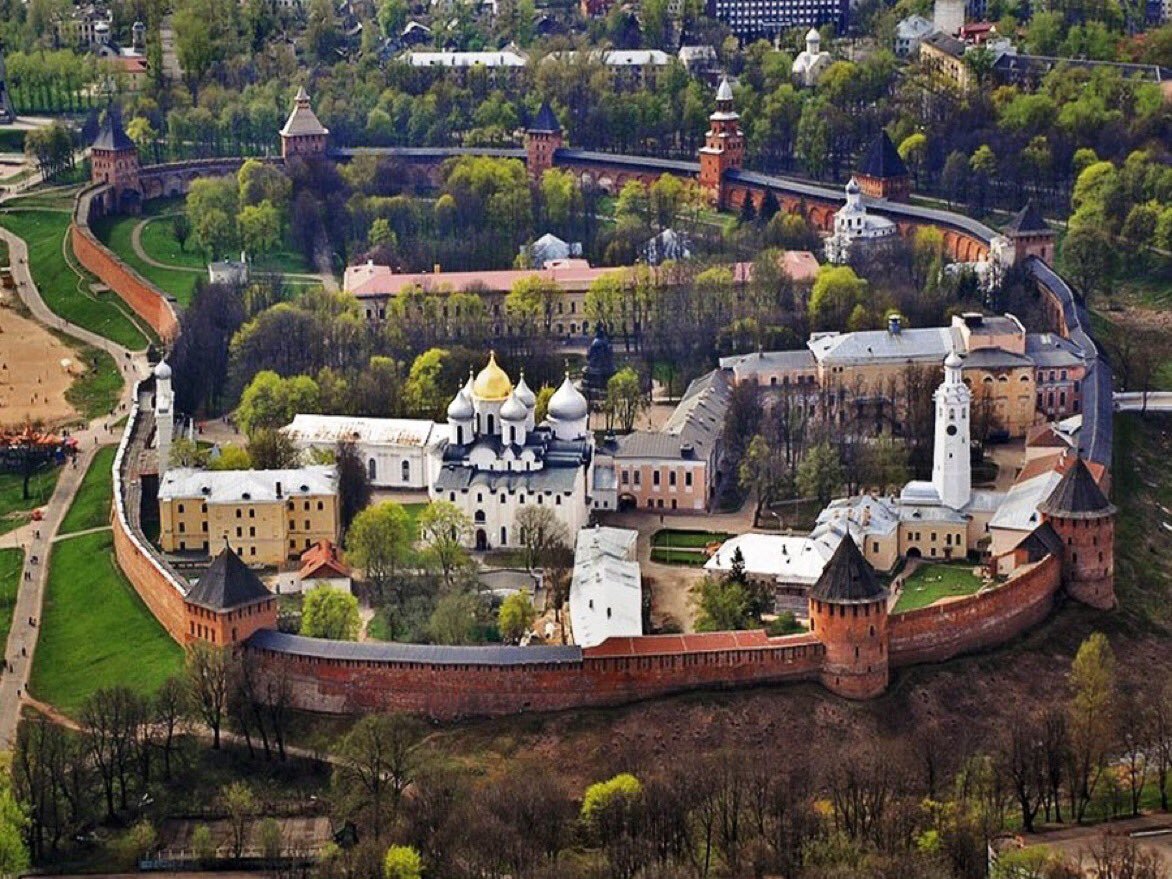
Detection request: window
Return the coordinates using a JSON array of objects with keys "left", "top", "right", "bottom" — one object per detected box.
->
[
  {"left": 621, "top": 471, "right": 629, "bottom": 485},
  {"left": 178, "top": 522, "right": 186, "bottom": 533},
  {"left": 304, "top": 519, "right": 310, "bottom": 529},
  {"left": 500, "top": 526, "right": 507, "bottom": 546},
  {"left": 653, "top": 471, "right": 660, "bottom": 486},
  {"left": 236, "top": 527, "right": 242, "bottom": 537},
  {"left": 249, "top": 508, "right": 255, "bottom": 518},
  {"left": 634, "top": 471, "right": 641, "bottom": 485},
  {"left": 236, "top": 509, "right": 242, "bottom": 519},
  {"left": 402, "top": 460, "right": 410, "bottom": 482},
  {"left": 249, "top": 526, "right": 256, "bottom": 537},
  {"left": 669, "top": 471, "right": 677, "bottom": 487},
  {"left": 178, "top": 503, "right": 185, "bottom": 514},
  {"left": 685, "top": 472, "right": 693, "bottom": 487}
]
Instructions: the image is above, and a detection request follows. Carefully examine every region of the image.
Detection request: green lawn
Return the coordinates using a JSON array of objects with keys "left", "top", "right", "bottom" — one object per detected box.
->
[
  {"left": 0, "top": 207, "right": 151, "bottom": 349},
  {"left": 403, "top": 502, "right": 427, "bottom": 539},
  {"left": 91, "top": 209, "right": 203, "bottom": 306},
  {"left": 0, "top": 548, "right": 23, "bottom": 649},
  {"left": 31, "top": 529, "right": 182, "bottom": 716},
  {"left": 892, "top": 562, "right": 984, "bottom": 613},
  {"left": 0, "top": 465, "right": 61, "bottom": 535},
  {"left": 62, "top": 343, "right": 123, "bottom": 421},
  {"left": 58, "top": 445, "right": 117, "bottom": 535},
  {"left": 651, "top": 529, "right": 733, "bottom": 549},
  {"left": 650, "top": 547, "right": 709, "bottom": 566}
]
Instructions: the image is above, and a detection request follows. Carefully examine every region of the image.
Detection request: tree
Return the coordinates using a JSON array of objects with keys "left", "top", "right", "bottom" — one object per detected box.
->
[
  {"left": 208, "top": 444, "right": 251, "bottom": 470},
  {"left": 335, "top": 440, "right": 372, "bottom": 533},
  {"left": 694, "top": 576, "right": 752, "bottom": 631},
  {"left": 221, "top": 782, "right": 256, "bottom": 858},
  {"left": 739, "top": 433, "right": 784, "bottom": 524},
  {"left": 377, "top": 0, "right": 408, "bottom": 35},
  {"left": 80, "top": 686, "right": 144, "bottom": 819},
  {"left": 1067, "top": 632, "right": 1117, "bottom": 822},
  {"left": 235, "top": 371, "right": 321, "bottom": 437},
  {"left": 172, "top": 214, "right": 192, "bottom": 252},
  {"left": 238, "top": 200, "right": 281, "bottom": 258},
  {"left": 334, "top": 714, "right": 423, "bottom": 841},
  {"left": 499, "top": 592, "right": 536, "bottom": 644},
  {"left": 797, "top": 441, "right": 844, "bottom": 506},
  {"left": 0, "top": 762, "right": 29, "bottom": 879},
  {"left": 580, "top": 774, "right": 645, "bottom": 879},
  {"left": 416, "top": 501, "right": 472, "bottom": 587},
  {"left": 170, "top": 436, "right": 207, "bottom": 468},
  {"left": 514, "top": 506, "right": 570, "bottom": 572},
  {"left": 384, "top": 845, "right": 423, "bottom": 879},
  {"left": 247, "top": 427, "right": 300, "bottom": 469},
  {"left": 426, "top": 592, "right": 482, "bottom": 646},
  {"left": 301, "top": 585, "right": 361, "bottom": 640},
  {"left": 605, "top": 367, "right": 647, "bottom": 432},
  {"left": 808, "top": 266, "right": 867, "bottom": 331},
  {"left": 185, "top": 642, "right": 230, "bottom": 749},
  {"left": 898, "top": 133, "right": 927, "bottom": 187},
  {"left": 534, "top": 386, "right": 555, "bottom": 423},
  {"left": 1061, "top": 226, "right": 1116, "bottom": 298},
  {"left": 403, "top": 348, "right": 450, "bottom": 419},
  {"left": 346, "top": 502, "right": 413, "bottom": 602}
]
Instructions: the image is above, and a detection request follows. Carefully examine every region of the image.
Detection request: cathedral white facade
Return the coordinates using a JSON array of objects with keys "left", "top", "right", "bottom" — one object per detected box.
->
[
  {"left": 825, "top": 178, "right": 898, "bottom": 264},
  {"left": 430, "top": 353, "right": 596, "bottom": 551}
]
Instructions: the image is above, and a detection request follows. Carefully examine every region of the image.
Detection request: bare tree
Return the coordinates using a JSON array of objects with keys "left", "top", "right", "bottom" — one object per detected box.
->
[
  {"left": 80, "top": 686, "right": 144, "bottom": 819},
  {"left": 185, "top": 642, "right": 231, "bottom": 750},
  {"left": 333, "top": 713, "right": 424, "bottom": 841}
]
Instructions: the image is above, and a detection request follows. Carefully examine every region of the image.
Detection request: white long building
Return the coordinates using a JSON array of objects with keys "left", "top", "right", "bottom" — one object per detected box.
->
[
  {"left": 569, "top": 525, "right": 642, "bottom": 648},
  {"left": 282, "top": 414, "right": 445, "bottom": 489}
]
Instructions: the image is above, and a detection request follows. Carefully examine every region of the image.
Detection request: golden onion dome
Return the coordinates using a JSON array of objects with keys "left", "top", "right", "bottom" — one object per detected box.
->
[{"left": 472, "top": 351, "right": 513, "bottom": 401}]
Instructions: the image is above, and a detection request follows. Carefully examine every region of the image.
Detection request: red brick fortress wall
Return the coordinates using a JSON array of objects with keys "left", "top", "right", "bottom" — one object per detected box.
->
[
  {"left": 887, "top": 556, "right": 1062, "bottom": 667},
  {"left": 245, "top": 633, "right": 826, "bottom": 720}
]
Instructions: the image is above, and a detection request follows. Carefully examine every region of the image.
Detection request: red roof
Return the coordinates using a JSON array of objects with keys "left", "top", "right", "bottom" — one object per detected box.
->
[
  {"left": 298, "top": 540, "right": 351, "bottom": 580},
  {"left": 584, "top": 630, "right": 820, "bottom": 657}
]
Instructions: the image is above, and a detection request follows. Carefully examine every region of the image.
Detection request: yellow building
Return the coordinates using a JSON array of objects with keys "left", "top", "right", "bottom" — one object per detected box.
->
[{"left": 158, "top": 466, "right": 339, "bottom": 565}]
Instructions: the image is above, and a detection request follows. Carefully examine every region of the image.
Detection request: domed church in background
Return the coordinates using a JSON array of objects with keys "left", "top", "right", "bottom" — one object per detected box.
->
[{"left": 430, "top": 352, "right": 599, "bottom": 551}]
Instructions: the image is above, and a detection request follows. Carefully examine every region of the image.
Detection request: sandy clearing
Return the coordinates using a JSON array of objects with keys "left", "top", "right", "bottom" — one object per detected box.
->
[{"left": 0, "top": 301, "right": 82, "bottom": 428}]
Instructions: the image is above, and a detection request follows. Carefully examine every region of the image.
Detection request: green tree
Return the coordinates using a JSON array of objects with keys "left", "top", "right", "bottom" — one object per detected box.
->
[
  {"left": 235, "top": 371, "right": 321, "bottom": 437},
  {"left": 377, "top": 0, "right": 408, "bottom": 35},
  {"left": 172, "top": 214, "right": 192, "bottom": 252},
  {"left": 797, "top": 441, "right": 844, "bottom": 505},
  {"left": 0, "top": 765, "right": 29, "bottom": 879},
  {"left": 208, "top": 444, "right": 251, "bottom": 470},
  {"left": 383, "top": 845, "right": 422, "bottom": 879},
  {"left": 1067, "top": 632, "right": 1117, "bottom": 821},
  {"left": 404, "top": 347, "right": 450, "bottom": 419},
  {"left": 897, "top": 132, "right": 927, "bottom": 187},
  {"left": 808, "top": 265, "right": 867, "bottom": 331},
  {"left": 498, "top": 592, "right": 536, "bottom": 644},
  {"left": 739, "top": 433, "right": 783, "bottom": 523},
  {"left": 605, "top": 367, "right": 646, "bottom": 432},
  {"left": 346, "top": 502, "right": 413, "bottom": 602},
  {"left": 247, "top": 427, "right": 301, "bottom": 470},
  {"left": 694, "top": 576, "right": 752, "bottom": 631},
  {"left": 1061, "top": 225, "right": 1116, "bottom": 297},
  {"left": 417, "top": 501, "right": 472, "bottom": 586},
  {"left": 534, "top": 386, "right": 555, "bottom": 423},
  {"left": 300, "top": 585, "right": 361, "bottom": 640},
  {"left": 426, "top": 592, "right": 482, "bottom": 645},
  {"left": 238, "top": 200, "right": 281, "bottom": 258}
]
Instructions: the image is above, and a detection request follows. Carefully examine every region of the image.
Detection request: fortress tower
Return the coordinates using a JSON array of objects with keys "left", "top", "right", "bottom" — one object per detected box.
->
[
  {"left": 280, "top": 87, "right": 329, "bottom": 161},
  {"left": 525, "top": 101, "right": 563, "bottom": 182},
  {"left": 154, "top": 360, "right": 174, "bottom": 476},
  {"left": 698, "top": 78, "right": 744, "bottom": 209},
  {"left": 1037, "top": 457, "right": 1117, "bottom": 610},
  {"left": 808, "top": 536, "right": 889, "bottom": 699},
  {"left": 932, "top": 350, "right": 972, "bottom": 510},
  {"left": 855, "top": 130, "right": 910, "bottom": 202},
  {"left": 90, "top": 105, "right": 142, "bottom": 212},
  {"left": 1003, "top": 202, "right": 1056, "bottom": 266}
]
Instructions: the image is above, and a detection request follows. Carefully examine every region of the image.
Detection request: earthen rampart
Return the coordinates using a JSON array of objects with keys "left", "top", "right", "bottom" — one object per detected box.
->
[{"left": 888, "top": 555, "right": 1062, "bottom": 667}]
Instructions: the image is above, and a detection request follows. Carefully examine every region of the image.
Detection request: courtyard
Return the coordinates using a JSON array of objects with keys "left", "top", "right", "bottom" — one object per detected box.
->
[{"left": 892, "top": 561, "right": 985, "bottom": 613}]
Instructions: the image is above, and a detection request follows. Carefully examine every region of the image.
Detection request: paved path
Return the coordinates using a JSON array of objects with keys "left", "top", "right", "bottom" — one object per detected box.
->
[
  {"left": 0, "top": 184, "right": 144, "bottom": 751},
  {"left": 128, "top": 214, "right": 338, "bottom": 290}
]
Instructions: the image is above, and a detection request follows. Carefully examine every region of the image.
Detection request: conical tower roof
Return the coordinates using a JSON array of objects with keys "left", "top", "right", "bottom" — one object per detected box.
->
[
  {"left": 811, "top": 536, "right": 886, "bottom": 604},
  {"left": 186, "top": 544, "right": 273, "bottom": 611},
  {"left": 92, "top": 105, "right": 135, "bottom": 152},
  {"left": 529, "top": 101, "right": 561, "bottom": 133},
  {"left": 280, "top": 86, "right": 329, "bottom": 137},
  {"left": 1004, "top": 201, "right": 1049, "bottom": 235},
  {"left": 859, "top": 130, "right": 907, "bottom": 179},
  {"left": 1037, "top": 458, "right": 1116, "bottom": 520}
]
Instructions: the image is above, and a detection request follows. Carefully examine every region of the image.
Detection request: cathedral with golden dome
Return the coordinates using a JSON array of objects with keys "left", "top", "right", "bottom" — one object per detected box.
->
[{"left": 430, "top": 352, "right": 601, "bottom": 551}]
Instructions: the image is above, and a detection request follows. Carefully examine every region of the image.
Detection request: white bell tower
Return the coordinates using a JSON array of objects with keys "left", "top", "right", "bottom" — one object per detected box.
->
[
  {"left": 154, "top": 360, "right": 174, "bottom": 475},
  {"left": 931, "top": 350, "right": 971, "bottom": 510}
]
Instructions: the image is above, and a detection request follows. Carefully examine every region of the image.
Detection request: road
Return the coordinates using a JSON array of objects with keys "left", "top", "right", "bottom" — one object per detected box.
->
[{"left": 0, "top": 184, "right": 145, "bottom": 750}]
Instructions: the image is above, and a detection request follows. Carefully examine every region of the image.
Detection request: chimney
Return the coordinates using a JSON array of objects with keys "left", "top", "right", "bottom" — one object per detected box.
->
[
  {"left": 276, "top": 481, "right": 283, "bottom": 498},
  {"left": 680, "top": 443, "right": 695, "bottom": 458},
  {"left": 888, "top": 313, "right": 902, "bottom": 335}
]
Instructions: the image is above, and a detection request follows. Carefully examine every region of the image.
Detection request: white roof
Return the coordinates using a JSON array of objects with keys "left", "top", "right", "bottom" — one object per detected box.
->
[
  {"left": 283, "top": 414, "right": 442, "bottom": 449},
  {"left": 406, "top": 50, "right": 527, "bottom": 67},
  {"left": 570, "top": 526, "right": 641, "bottom": 648},
  {"left": 989, "top": 468, "right": 1063, "bottom": 532},
  {"left": 602, "top": 49, "right": 671, "bottom": 65},
  {"left": 812, "top": 495, "right": 901, "bottom": 544},
  {"left": 809, "top": 326, "right": 957, "bottom": 366},
  {"left": 159, "top": 466, "right": 337, "bottom": 503},
  {"left": 897, "top": 14, "right": 935, "bottom": 38},
  {"left": 704, "top": 533, "right": 832, "bottom": 586}
]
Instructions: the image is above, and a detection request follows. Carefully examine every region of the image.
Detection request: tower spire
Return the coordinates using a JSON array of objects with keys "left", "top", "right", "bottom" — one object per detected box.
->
[{"left": 932, "top": 350, "right": 971, "bottom": 510}]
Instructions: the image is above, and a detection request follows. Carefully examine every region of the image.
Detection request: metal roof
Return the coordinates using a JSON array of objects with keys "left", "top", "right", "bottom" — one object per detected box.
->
[{"left": 248, "top": 629, "right": 584, "bottom": 666}]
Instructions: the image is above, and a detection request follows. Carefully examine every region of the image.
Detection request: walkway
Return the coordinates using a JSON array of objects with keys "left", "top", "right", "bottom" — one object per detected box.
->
[
  {"left": 0, "top": 184, "right": 144, "bottom": 751},
  {"left": 128, "top": 214, "right": 338, "bottom": 291}
]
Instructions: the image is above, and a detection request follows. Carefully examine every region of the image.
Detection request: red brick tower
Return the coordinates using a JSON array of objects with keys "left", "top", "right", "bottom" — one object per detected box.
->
[
  {"left": 856, "top": 130, "right": 910, "bottom": 202},
  {"left": 184, "top": 543, "right": 278, "bottom": 645},
  {"left": 280, "top": 86, "right": 329, "bottom": 161},
  {"left": 808, "top": 536, "right": 889, "bottom": 699},
  {"left": 1037, "top": 457, "right": 1116, "bottom": 610},
  {"left": 525, "top": 101, "right": 563, "bottom": 182},
  {"left": 698, "top": 77, "right": 744, "bottom": 209},
  {"left": 1003, "top": 201, "right": 1056, "bottom": 266},
  {"left": 90, "top": 105, "right": 142, "bottom": 212}
]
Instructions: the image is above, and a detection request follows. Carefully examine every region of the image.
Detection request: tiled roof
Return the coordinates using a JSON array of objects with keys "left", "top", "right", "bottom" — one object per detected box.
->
[
  {"left": 1004, "top": 202, "right": 1049, "bottom": 235},
  {"left": 530, "top": 101, "right": 560, "bottom": 132},
  {"left": 280, "top": 87, "right": 329, "bottom": 137},
  {"left": 858, "top": 130, "right": 908, "bottom": 180},
  {"left": 1037, "top": 457, "right": 1115, "bottom": 519},
  {"left": 248, "top": 629, "right": 584, "bottom": 666},
  {"left": 92, "top": 106, "right": 135, "bottom": 151},
  {"left": 810, "top": 535, "right": 886, "bottom": 604}
]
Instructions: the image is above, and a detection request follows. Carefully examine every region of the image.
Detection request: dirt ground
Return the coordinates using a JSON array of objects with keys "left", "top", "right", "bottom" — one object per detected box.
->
[{"left": 0, "top": 301, "right": 82, "bottom": 428}]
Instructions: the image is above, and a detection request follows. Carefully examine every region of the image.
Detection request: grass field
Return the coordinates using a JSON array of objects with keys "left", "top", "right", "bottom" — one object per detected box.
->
[
  {"left": 92, "top": 197, "right": 315, "bottom": 306},
  {"left": 31, "top": 529, "right": 182, "bottom": 715},
  {"left": 0, "top": 465, "right": 61, "bottom": 535},
  {"left": 0, "top": 207, "right": 151, "bottom": 349},
  {"left": 893, "top": 562, "right": 984, "bottom": 613},
  {"left": 0, "top": 548, "right": 23, "bottom": 649},
  {"left": 651, "top": 529, "right": 732, "bottom": 549},
  {"left": 650, "top": 547, "right": 709, "bottom": 566},
  {"left": 62, "top": 343, "right": 122, "bottom": 421},
  {"left": 58, "top": 445, "right": 117, "bottom": 535}
]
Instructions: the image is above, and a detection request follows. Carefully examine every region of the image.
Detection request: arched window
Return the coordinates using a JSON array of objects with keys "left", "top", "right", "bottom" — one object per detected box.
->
[
  {"left": 368, "top": 459, "right": 377, "bottom": 481},
  {"left": 487, "top": 414, "right": 495, "bottom": 435},
  {"left": 401, "top": 460, "right": 410, "bottom": 482},
  {"left": 500, "top": 526, "right": 507, "bottom": 546}
]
